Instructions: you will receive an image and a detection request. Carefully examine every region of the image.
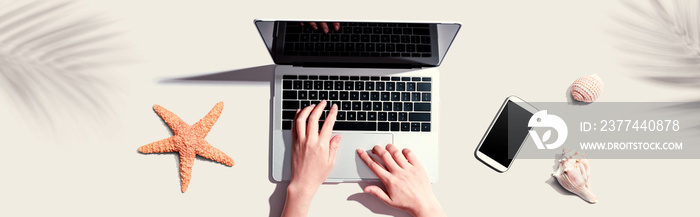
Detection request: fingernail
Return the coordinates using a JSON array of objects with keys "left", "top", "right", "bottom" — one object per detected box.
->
[
  {"left": 356, "top": 149, "right": 363, "bottom": 154},
  {"left": 364, "top": 188, "right": 371, "bottom": 193}
]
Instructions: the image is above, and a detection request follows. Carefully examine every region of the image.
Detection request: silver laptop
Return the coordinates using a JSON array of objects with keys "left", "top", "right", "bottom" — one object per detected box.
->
[{"left": 255, "top": 19, "right": 460, "bottom": 182}]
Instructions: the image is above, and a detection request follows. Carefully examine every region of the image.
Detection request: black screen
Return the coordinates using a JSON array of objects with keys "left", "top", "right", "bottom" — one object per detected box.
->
[{"left": 478, "top": 101, "right": 533, "bottom": 167}]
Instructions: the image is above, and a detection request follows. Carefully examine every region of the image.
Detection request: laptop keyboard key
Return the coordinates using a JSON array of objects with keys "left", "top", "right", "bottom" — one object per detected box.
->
[
  {"left": 422, "top": 93, "right": 431, "bottom": 101},
  {"left": 335, "top": 81, "right": 344, "bottom": 90},
  {"left": 350, "top": 91, "right": 359, "bottom": 100},
  {"left": 402, "top": 93, "right": 410, "bottom": 101},
  {"left": 355, "top": 81, "right": 364, "bottom": 90},
  {"left": 409, "top": 113, "right": 430, "bottom": 121},
  {"left": 388, "top": 112, "right": 397, "bottom": 121},
  {"left": 378, "top": 112, "right": 387, "bottom": 121},
  {"left": 401, "top": 123, "right": 410, "bottom": 131},
  {"left": 421, "top": 123, "right": 431, "bottom": 132},
  {"left": 399, "top": 112, "right": 407, "bottom": 121},
  {"left": 411, "top": 123, "right": 421, "bottom": 131},
  {"left": 411, "top": 93, "right": 420, "bottom": 101},
  {"left": 283, "top": 101, "right": 299, "bottom": 109},
  {"left": 383, "top": 102, "right": 392, "bottom": 111},
  {"left": 283, "top": 91, "right": 296, "bottom": 99},
  {"left": 414, "top": 103, "right": 431, "bottom": 111},
  {"left": 391, "top": 122, "right": 400, "bottom": 131},
  {"left": 337, "top": 111, "right": 346, "bottom": 120},
  {"left": 373, "top": 102, "right": 382, "bottom": 111},
  {"left": 318, "top": 91, "right": 328, "bottom": 100},
  {"left": 365, "top": 82, "right": 374, "bottom": 90},
  {"left": 298, "top": 91, "right": 308, "bottom": 100},
  {"left": 352, "top": 102, "right": 362, "bottom": 110},
  {"left": 393, "top": 102, "right": 403, "bottom": 111},
  {"left": 346, "top": 112, "right": 356, "bottom": 120},
  {"left": 329, "top": 91, "right": 339, "bottom": 100},
  {"left": 391, "top": 92, "right": 400, "bottom": 101},
  {"left": 378, "top": 122, "right": 390, "bottom": 131},
  {"left": 360, "top": 92, "right": 369, "bottom": 100},
  {"left": 357, "top": 112, "right": 367, "bottom": 120},
  {"left": 386, "top": 82, "right": 395, "bottom": 91},
  {"left": 334, "top": 121, "right": 377, "bottom": 131},
  {"left": 404, "top": 102, "right": 413, "bottom": 111},
  {"left": 376, "top": 82, "right": 385, "bottom": 90},
  {"left": 381, "top": 92, "right": 390, "bottom": 101},
  {"left": 363, "top": 102, "right": 372, "bottom": 110},
  {"left": 371, "top": 92, "right": 380, "bottom": 101},
  {"left": 339, "top": 91, "right": 349, "bottom": 100},
  {"left": 417, "top": 83, "right": 431, "bottom": 91},
  {"left": 407, "top": 82, "right": 416, "bottom": 91},
  {"left": 342, "top": 101, "right": 352, "bottom": 110},
  {"left": 283, "top": 121, "right": 292, "bottom": 130},
  {"left": 396, "top": 82, "right": 405, "bottom": 91},
  {"left": 367, "top": 112, "right": 377, "bottom": 121}
]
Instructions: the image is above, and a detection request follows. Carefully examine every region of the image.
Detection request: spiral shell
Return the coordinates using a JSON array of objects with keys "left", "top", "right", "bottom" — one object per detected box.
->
[{"left": 571, "top": 74, "right": 603, "bottom": 102}]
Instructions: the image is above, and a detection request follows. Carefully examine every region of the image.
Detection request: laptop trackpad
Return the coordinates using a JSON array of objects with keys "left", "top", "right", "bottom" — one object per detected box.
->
[{"left": 327, "top": 133, "right": 393, "bottom": 181}]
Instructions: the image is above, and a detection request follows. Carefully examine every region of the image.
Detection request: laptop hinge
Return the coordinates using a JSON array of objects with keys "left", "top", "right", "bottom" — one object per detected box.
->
[{"left": 292, "top": 62, "right": 422, "bottom": 69}]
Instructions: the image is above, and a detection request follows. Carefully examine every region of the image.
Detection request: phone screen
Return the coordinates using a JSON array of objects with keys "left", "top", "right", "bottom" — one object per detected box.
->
[{"left": 478, "top": 101, "right": 534, "bottom": 168}]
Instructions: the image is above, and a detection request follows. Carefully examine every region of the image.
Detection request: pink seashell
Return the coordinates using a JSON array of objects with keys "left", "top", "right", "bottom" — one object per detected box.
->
[{"left": 571, "top": 74, "right": 603, "bottom": 102}]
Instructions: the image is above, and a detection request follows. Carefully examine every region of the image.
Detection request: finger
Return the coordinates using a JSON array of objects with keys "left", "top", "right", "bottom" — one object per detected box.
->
[
  {"left": 373, "top": 145, "right": 401, "bottom": 172},
  {"left": 308, "top": 22, "right": 318, "bottom": 30},
  {"left": 320, "top": 103, "right": 338, "bottom": 139},
  {"left": 402, "top": 148, "right": 423, "bottom": 167},
  {"left": 357, "top": 148, "right": 390, "bottom": 178},
  {"left": 319, "top": 22, "right": 329, "bottom": 33},
  {"left": 386, "top": 144, "right": 410, "bottom": 169},
  {"left": 292, "top": 109, "right": 301, "bottom": 140},
  {"left": 306, "top": 100, "right": 327, "bottom": 139},
  {"left": 333, "top": 22, "right": 340, "bottom": 31},
  {"left": 328, "top": 135, "right": 341, "bottom": 162},
  {"left": 364, "top": 185, "right": 392, "bottom": 205},
  {"left": 295, "top": 104, "right": 316, "bottom": 142}
]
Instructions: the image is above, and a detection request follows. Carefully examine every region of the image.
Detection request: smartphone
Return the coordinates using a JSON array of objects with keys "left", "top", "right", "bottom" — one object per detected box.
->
[{"left": 475, "top": 96, "right": 538, "bottom": 172}]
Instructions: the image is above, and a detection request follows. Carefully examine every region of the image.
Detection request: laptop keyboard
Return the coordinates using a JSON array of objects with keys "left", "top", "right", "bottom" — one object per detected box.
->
[
  {"left": 283, "top": 22, "right": 432, "bottom": 57},
  {"left": 281, "top": 75, "right": 432, "bottom": 132}
]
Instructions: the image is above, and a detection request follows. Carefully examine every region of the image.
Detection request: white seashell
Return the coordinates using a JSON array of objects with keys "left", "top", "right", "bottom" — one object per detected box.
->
[
  {"left": 571, "top": 74, "right": 604, "bottom": 102},
  {"left": 552, "top": 147, "right": 598, "bottom": 203}
]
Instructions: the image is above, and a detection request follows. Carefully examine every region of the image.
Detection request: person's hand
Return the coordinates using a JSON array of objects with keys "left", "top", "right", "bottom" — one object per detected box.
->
[
  {"left": 282, "top": 100, "right": 340, "bottom": 217},
  {"left": 290, "top": 100, "right": 341, "bottom": 189},
  {"left": 357, "top": 144, "right": 446, "bottom": 217},
  {"left": 301, "top": 22, "right": 340, "bottom": 33}
]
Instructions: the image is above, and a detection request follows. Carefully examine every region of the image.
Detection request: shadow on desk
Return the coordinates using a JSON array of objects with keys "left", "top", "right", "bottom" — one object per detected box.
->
[{"left": 159, "top": 64, "right": 275, "bottom": 91}]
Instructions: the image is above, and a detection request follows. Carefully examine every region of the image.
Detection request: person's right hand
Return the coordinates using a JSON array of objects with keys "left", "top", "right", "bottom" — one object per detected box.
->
[
  {"left": 301, "top": 22, "right": 340, "bottom": 33},
  {"left": 357, "top": 144, "right": 446, "bottom": 217}
]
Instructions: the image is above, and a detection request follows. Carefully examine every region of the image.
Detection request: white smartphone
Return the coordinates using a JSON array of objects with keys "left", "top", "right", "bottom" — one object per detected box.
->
[{"left": 474, "top": 96, "right": 538, "bottom": 172}]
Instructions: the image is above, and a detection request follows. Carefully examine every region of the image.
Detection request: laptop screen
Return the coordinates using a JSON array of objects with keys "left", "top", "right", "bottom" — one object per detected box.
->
[{"left": 255, "top": 20, "right": 460, "bottom": 67}]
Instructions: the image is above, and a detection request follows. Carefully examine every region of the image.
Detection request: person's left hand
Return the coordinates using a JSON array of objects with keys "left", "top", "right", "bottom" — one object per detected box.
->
[{"left": 290, "top": 100, "right": 341, "bottom": 190}]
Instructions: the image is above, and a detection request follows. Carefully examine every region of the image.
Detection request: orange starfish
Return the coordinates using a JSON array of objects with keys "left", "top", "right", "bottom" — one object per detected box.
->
[{"left": 138, "top": 101, "right": 234, "bottom": 192}]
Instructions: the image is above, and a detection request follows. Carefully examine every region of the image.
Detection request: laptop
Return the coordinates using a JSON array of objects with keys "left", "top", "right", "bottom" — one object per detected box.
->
[{"left": 255, "top": 19, "right": 460, "bottom": 182}]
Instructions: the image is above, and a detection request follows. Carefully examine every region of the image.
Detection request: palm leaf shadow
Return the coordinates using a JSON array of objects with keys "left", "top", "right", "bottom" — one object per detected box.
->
[
  {"left": 0, "top": 0, "right": 128, "bottom": 141},
  {"left": 613, "top": 0, "right": 700, "bottom": 86}
]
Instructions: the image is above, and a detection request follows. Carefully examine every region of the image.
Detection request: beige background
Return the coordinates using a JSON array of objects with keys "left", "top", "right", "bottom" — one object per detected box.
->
[{"left": 1, "top": 0, "right": 698, "bottom": 216}]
